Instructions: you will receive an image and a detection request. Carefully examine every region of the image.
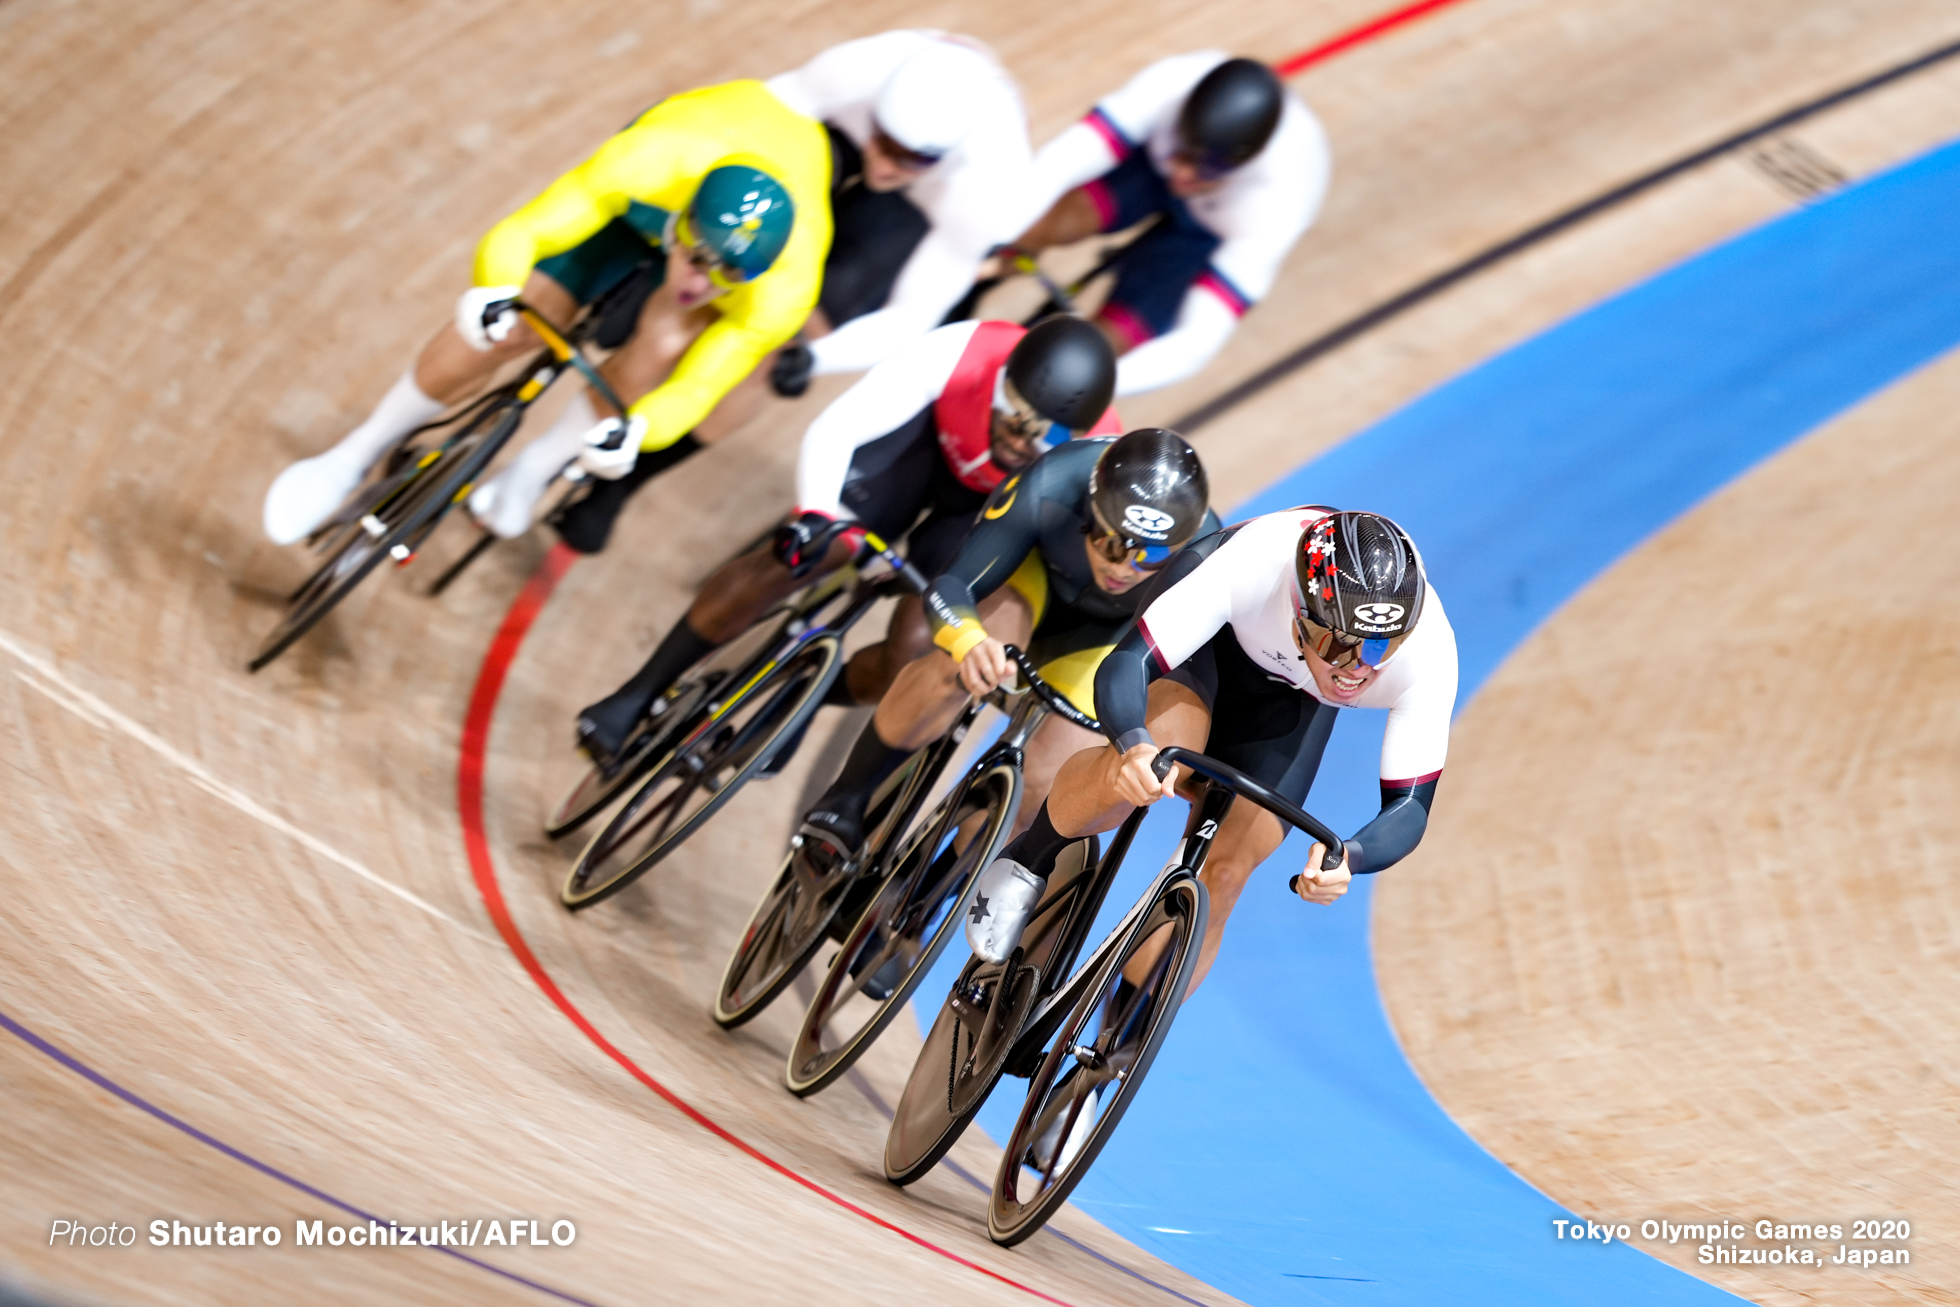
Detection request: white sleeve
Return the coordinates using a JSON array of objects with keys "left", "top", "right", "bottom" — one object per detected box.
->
[
  {"left": 1377, "top": 621, "right": 1457, "bottom": 784},
  {"left": 765, "top": 32, "right": 914, "bottom": 119},
  {"left": 794, "top": 322, "right": 974, "bottom": 516},
  {"left": 1134, "top": 520, "right": 1275, "bottom": 670},
  {"left": 810, "top": 227, "right": 986, "bottom": 373},
  {"left": 1112, "top": 288, "right": 1238, "bottom": 396}
]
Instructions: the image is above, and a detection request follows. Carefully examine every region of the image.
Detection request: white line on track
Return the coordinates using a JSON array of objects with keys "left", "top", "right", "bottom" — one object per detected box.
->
[{"left": 0, "top": 628, "right": 492, "bottom": 943}]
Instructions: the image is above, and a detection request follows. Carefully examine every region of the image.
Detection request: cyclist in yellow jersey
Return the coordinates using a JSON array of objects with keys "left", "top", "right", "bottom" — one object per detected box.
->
[{"left": 263, "top": 79, "right": 831, "bottom": 549}]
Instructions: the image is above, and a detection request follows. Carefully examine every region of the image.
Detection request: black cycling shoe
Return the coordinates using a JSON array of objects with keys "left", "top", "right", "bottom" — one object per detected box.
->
[
  {"left": 799, "top": 789, "right": 869, "bottom": 863},
  {"left": 848, "top": 927, "right": 905, "bottom": 1000},
  {"left": 576, "top": 691, "right": 653, "bottom": 779}
]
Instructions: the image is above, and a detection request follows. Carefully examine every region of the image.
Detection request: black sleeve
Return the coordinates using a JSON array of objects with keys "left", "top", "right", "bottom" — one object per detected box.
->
[
  {"left": 923, "top": 469, "right": 1045, "bottom": 655},
  {"left": 1347, "top": 776, "right": 1439, "bottom": 874},
  {"left": 1089, "top": 537, "right": 1217, "bottom": 751}
]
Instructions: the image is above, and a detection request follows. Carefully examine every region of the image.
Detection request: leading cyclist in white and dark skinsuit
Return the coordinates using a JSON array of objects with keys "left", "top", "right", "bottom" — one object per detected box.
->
[
  {"left": 1003, "top": 52, "right": 1331, "bottom": 396},
  {"left": 976, "top": 507, "right": 1458, "bottom": 990}
]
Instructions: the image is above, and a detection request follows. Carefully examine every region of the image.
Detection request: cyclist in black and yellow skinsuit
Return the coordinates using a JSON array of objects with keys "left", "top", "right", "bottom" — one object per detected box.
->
[{"left": 798, "top": 427, "right": 1218, "bottom": 858}]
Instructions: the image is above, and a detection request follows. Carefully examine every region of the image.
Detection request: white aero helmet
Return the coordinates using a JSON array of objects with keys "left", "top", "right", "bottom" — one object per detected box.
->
[{"left": 872, "top": 38, "right": 994, "bottom": 163}]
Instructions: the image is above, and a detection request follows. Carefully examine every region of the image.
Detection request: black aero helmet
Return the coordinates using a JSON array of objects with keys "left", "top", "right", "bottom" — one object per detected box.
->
[
  {"left": 1004, "top": 317, "right": 1116, "bottom": 432},
  {"left": 1088, "top": 428, "right": 1210, "bottom": 566},
  {"left": 1176, "top": 58, "right": 1283, "bottom": 174},
  {"left": 1293, "top": 511, "right": 1425, "bottom": 666}
]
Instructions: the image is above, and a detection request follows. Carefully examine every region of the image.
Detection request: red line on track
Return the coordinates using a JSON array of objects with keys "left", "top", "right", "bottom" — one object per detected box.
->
[
  {"left": 456, "top": 543, "right": 1074, "bottom": 1306},
  {"left": 1275, "top": 0, "right": 1475, "bottom": 76}
]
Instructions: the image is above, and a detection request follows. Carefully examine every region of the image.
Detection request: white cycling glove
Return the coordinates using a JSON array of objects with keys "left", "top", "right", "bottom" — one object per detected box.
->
[
  {"left": 455, "top": 284, "right": 521, "bottom": 352},
  {"left": 576, "top": 415, "right": 646, "bottom": 480}
]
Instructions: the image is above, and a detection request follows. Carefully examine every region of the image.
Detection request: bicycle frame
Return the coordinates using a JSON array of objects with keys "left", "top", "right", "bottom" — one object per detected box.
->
[
  {"left": 998, "top": 744, "right": 1345, "bottom": 1072},
  {"left": 648, "top": 529, "right": 928, "bottom": 774}
]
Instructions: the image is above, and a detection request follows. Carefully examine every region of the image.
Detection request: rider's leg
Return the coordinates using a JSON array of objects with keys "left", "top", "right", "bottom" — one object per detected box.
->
[
  {"left": 575, "top": 534, "right": 859, "bottom": 759},
  {"left": 837, "top": 595, "right": 933, "bottom": 705},
  {"left": 1127, "top": 800, "right": 1286, "bottom": 995},
  {"left": 1013, "top": 716, "right": 1104, "bottom": 839},
  {"left": 524, "top": 274, "right": 718, "bottom": 551},
  {"left": 803, "top": 584, "right": 1034, "bottom": 852},
  {"left": 262, "top": 272, "right": 575, "bottom": 544}
]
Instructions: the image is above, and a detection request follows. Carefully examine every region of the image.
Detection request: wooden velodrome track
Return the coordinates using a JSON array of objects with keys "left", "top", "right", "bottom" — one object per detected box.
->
[{"left": 3, "top": 0, "right": 1957, "bottom": 1302}]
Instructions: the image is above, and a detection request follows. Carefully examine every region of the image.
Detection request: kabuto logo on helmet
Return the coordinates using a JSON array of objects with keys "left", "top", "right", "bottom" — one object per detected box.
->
[
  {"left": 1352, "top": 602, "right": 1405, "bottom": 629},
  {"left": 1122, "top": 504, "right": 1177, "bottom": 539}
]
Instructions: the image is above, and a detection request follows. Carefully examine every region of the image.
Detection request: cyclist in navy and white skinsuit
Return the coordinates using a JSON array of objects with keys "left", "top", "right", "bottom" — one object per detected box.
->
[
  {"left": 1005, "top": 51, "right": 1330, "bottom": 396},
  {"left": 763, "top": 30, "right": 1035, "bottom": 393},
  {"left": 980, "top": 506, "right": 1458, "bottom": 991}
]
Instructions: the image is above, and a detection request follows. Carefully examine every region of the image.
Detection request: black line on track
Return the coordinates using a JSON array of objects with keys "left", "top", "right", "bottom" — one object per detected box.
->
[{"left": 1174, "top": 32, "right": 1960, "bottom": 434}]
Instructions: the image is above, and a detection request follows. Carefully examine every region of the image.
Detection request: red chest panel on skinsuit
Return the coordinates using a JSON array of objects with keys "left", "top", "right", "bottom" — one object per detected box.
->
[{"left": 934, "top": 321, "right": 1122, "bottom": 492}]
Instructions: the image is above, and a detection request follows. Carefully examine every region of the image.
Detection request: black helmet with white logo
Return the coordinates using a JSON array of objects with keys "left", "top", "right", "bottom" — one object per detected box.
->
[
  {"left": 1292, "top": 510, "right": 1425, "bottom": 667},
  {"left": 1087, "top": 428, "right": 1210, "bottom": 566}
]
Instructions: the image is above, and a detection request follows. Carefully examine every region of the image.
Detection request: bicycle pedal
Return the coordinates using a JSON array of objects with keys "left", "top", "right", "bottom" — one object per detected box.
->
[{"left": 359, "top": 514, "right": 387, "bottom": 538}]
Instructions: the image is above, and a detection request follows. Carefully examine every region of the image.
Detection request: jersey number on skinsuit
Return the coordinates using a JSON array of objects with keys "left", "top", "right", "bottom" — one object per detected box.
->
[{"left": 984, "top": 476, "right": 1021, "bottom": 520}]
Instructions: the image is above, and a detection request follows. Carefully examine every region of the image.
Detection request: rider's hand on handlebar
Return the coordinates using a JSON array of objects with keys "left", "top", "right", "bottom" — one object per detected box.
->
[
  {"left": 576, "top": 415, "right": 645, "bottom": 480},
  {"left": 1110, "top": 742, "right": 1176, "bottom": 808},
  {"left": 1295, "top": 843, "right": 1353, "bottom": 905},
  {"left": 769, "top": 342, "right": 814, "bottom": 398},
  {"left": 456, "top": 285, "right": 521, "bottom": 352},
  {"left": 957, "top": 638, "right": 1015, "bottom": 698},
  {"left": 771, "top": 510, "right": 840, "bottom": 576}
]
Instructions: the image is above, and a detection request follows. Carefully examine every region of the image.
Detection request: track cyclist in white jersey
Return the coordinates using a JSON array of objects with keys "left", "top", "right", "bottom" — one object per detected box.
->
[
  {"left": 1004, "top": 52, "right": 1330, "bottom": 396},
  {"left": 971, "top": 508, "right": 1459, "bottom": 991},
  {"left": 762, "top": 30, "right": 1035, "bottom": 396}
]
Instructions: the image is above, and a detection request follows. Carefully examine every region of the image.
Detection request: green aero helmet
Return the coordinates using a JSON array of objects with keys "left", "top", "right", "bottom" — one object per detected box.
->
[{"left": 682, "top": 163, "right": 795, "bottom": 285}]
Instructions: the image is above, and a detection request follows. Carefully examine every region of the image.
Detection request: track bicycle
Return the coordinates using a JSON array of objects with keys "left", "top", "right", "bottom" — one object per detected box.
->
[
  {"left": 248, "top": 300, "right": 623, "bottom": 671},
  {"left": 720, "top": 649, "right": 1093, "bottom": 1066},
  {"left": 883, "top": 745, "right": 1344, "bottom": 1247},
  {"left": 558, "top": 527, "right": 929, "bottom": 911}
]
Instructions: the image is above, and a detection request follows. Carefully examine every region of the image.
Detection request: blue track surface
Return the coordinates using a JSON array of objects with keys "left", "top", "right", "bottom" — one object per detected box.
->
[{"left": 920, "top": 135, "right": 1960, "bottom": 1303}]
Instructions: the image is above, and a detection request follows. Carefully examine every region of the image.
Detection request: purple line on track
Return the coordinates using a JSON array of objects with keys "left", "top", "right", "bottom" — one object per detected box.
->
[{"left": 0, "top": 1004, "right": 607, "bottom": 1307}]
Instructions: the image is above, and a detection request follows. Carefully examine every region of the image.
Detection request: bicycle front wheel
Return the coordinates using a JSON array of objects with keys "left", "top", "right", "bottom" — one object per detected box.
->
[
  {"left": 560, "top": 637, "right": 840, "bottom": 910},
  {"left": 249, "top": 399, "right": 519, "bottom": 670},
  {"left": 986, "top": 875, "right": 1208, "bottom": 1246},
  {"left": 784, "top": 761, "right": 1019, "bottom": 1097}
]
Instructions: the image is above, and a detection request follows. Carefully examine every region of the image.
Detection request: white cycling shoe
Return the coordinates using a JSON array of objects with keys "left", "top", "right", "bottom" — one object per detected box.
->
[
  {"left": 262, "top": 452, "right": 364, "bottom": 545},
  {"left": 466, "top": 473, "right": 540, "bottom": 539}
]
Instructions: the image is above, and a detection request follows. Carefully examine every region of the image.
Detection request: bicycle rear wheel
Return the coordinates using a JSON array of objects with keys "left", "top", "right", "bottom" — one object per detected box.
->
[
  {"left": 785, "top": 762, "right": 1019, "bottom": 1097},
  {"left": 560, "top": 637, "right": 840, "bottom": 910},
  {"left": 986, "top": 875, "right": 1208, "bottom": 1246},
  {"left": 248, "top": 399, "right": 519, "bottom": 670}
]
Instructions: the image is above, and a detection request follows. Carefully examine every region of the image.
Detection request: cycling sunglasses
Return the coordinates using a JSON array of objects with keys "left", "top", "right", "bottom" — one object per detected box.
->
[
  {"left": 993, "top": 376, "right": 1068, "bottom": 448},
  {"left": 1089, "top": 528, "right": 1176, "bottom": 570},
  {"left": 870, "top": 125, "right": 946, "bottom": 173},
  {"left": 664, "top": 210, "right": 752, "bottom": 291},
  {"left": 1086, "top": 502, "right": 1177, "bottom": 570},
  {"left": 1291, "top": 611, "right": 1407, "bottom": 670}
]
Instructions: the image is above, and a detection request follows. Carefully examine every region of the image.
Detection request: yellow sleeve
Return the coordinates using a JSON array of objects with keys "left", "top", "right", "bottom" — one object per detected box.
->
[
  {"left": 625, "top": 310, "right": 785, "bottom": 449},
  {"left": 472, "top": 120, "right": 695, "bottom": 288}
]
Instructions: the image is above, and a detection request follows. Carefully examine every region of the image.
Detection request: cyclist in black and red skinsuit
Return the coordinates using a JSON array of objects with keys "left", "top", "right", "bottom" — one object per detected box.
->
[{"left": 574, "top": 316, "right": 1119, "bottom": 772}]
